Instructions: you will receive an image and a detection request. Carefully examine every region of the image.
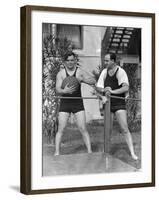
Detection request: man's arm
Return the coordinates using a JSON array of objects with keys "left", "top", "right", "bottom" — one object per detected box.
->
[
  {"left": 95, "top": 85, "right": 104, "bottom": 93},
  {"left": 78, "top": 69, "right": 97, "bottom": 86},
  {"left": 105, "top": 83, "right": 129, "bottom": 95},
  {"left": 95, "top": 69, "right": 107, "bottom": 93},
  {"left": 55, "top": 72, "right": 65, "bottom": 95},
  {"left": 108, "top": 67, "right": 129, "bottom": 95}
]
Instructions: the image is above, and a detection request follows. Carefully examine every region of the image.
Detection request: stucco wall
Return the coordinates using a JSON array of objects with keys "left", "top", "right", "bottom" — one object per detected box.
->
[{"left": 75, "top": 26, "right": 106, "bottom": 121}]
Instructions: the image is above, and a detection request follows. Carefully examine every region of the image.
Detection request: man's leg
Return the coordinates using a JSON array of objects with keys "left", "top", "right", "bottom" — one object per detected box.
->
[
  {"left": 115, "top": 110, "right": 138, "bottom": 160},
  {"left": 54, "top": 112, "right": 69, "bottom": 155},
  {"left": 74, "top": 111, "right": 92, "bottom": 153}
]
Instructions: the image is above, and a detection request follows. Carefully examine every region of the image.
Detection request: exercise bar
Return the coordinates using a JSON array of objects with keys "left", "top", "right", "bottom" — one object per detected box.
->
[
  {"left": 53, "top": 95, "right": 141, "bottom": 101},
  {"left": 54, "top": 96, "right": 99, "bottom": 99},
  {"left": 110, "top": 95, "right": 141, "bottom": 101}
]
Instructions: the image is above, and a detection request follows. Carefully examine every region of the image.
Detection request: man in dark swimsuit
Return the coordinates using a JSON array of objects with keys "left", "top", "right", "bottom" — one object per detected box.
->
[
  {"left": 96, "top": 53, "right": 138, "bottom": 160},
  {"left": 55, "top": 52, "right": 96, "bottom": 155},
  {"left": 59, "top": 66, "right": 84, "bottom": 114}
]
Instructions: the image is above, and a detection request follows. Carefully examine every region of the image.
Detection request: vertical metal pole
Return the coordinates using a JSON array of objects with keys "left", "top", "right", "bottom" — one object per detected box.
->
[
  {"left": 104, "top": 93, "right": 111, "bottom": 155},
  {"left": 104, "top": 93, "right": 111, "bottom": 170}
]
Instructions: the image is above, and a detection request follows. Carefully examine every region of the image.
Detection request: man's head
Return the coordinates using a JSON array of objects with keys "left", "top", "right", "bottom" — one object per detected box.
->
[
  {"left": 104, "top": 53, "right": 116, "bottom": 69},
  {"left": 64, "top": 52, "right": 76, "bottom": 70}
]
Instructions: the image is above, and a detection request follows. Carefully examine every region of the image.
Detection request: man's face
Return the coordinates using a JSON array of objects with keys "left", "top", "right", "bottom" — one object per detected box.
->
[
  {"left": 104, "top": 54, "right": 114, "bottom": 69},
  {"left": 65, "top": 55, "right": 76, "bottom": 69}
]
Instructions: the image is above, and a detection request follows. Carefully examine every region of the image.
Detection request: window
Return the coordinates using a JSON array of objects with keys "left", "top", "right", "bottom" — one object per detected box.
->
[{"left": 57, "top": 24, "right": 83, "bottom": 49}]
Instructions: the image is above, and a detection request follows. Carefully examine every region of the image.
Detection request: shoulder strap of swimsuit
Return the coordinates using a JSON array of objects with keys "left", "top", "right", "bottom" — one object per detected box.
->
[
  {"left": 73, "top": 67, "right": 78, "bottom": 77},
  {"left": 115, "top": 67, "right": 119, "bottom": 77},
  {"left": 64, "top": 67, "right": 69, "bottom": 77}
]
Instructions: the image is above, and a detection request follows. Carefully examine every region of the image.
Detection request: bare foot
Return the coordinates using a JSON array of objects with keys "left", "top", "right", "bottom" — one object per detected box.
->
[
  {"left": 131, "top": 154, "right": 138, "bottom": 160},
  {"left": 54, "top": 152, "right": 60, "bottom": 156}
]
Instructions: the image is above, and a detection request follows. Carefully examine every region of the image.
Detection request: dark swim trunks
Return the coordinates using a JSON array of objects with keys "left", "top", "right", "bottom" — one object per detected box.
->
[
  {"left": 110, "top": 104, "right": 126, "bottom": 113},
  {"left": 59, "top": 99, "right": 84, "bottom": 113}
]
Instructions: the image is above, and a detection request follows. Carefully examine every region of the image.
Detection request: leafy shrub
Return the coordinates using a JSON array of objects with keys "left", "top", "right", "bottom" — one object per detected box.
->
[
  {"left": 42, "top": 35, "right": 77, "bottom": 141},
  {"left": 123, "top": 63, "right": 141, "bottom": 132}
]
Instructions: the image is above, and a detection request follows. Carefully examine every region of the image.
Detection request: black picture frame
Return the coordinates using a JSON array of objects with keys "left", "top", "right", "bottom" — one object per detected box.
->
[{"left": 20, "top": 5, "right": 155, "bottom": 194}]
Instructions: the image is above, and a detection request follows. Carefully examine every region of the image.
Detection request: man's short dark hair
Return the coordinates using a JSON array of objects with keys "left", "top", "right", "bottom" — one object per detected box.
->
[
  {"left": 64, "top": 52, "right": 76, "bottom": 61},
  {"left": 109, "top": 53, "right": 116, "bottom": 62}
]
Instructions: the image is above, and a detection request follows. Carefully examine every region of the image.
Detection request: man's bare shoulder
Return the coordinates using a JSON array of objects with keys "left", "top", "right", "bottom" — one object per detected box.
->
[
  {"left": 75, "top": 66, "right": 82, "bottom": 73},
  {"left": 76, "top": 67, "right": 84, "bottom": 81},
  {"left": 57, "top": 69, "right": 65, "bottom": 78}
]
